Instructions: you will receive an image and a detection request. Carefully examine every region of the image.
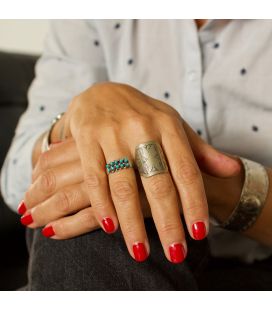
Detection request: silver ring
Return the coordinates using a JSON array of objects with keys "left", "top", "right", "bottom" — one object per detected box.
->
[{"left": 135, "top": 140, "right": 168, "bottom": 178}]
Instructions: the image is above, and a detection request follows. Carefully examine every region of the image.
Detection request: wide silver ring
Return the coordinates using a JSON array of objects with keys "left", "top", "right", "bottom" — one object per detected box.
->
[{"left": 135, "top": 140, "right": 168, "bottom": 178}]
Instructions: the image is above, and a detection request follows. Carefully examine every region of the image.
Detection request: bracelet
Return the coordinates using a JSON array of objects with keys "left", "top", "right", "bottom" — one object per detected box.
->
[
  {"left": 217, "top": 157, "right": 269, "bottom": 232},
  {"left": 41, "top": 112, "right": 65, "bottom": 153}
]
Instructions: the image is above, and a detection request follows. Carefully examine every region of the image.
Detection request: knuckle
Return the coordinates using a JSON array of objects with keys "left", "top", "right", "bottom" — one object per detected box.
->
[
  {"left": 157, "top": 110, "right": 178, "bottom": 125},
  {"left": 39, "top": 169, "right": 56, "bottom": 194},
  {"left": 56, "top": 191, "right": 71, "bottom": 214},
  {"left": 80, "top": 208, "right": 97, "bottom": 228},
  {"left": 185, "top": 199, "right": 207, "bottom": 217},
  {"left": 148, "top": 176, "right": 173, "bottom": 199},
  {"left": 85, "top": 173, "right": 101, "bottom": 191},
  {"left": 54, "top": 222, "right": 68, "bottom": 239},
  {"left": 159, "top": 220, "right": 180, "bottom": 235},
  {"left": 122, "top": 218, "right": 140, "bottom": 237},
  {"left": 32, "top": 152, "right": 49, "bottom": 182},
  {"left": 111, "top": 179, "right": 135, "bottom": 203},
  {"left": 91, "top": 200, "right": 106, "bottom": 212},
  {"left": 175, "top": 160, "right": 200, "bottom": 186},
  {"left": 125, "top": 114, "right": 149, "bottom": 131}
]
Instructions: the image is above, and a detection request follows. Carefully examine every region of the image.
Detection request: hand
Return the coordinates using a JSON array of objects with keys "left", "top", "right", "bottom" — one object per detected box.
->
[
  {"left": 21, "top": 82, "right": 241, "bottom": 263},
  {"left": 22, "top": 138, "right": 152, "bottom": 238},
  {"left": 22, "top": 134, "right": 243, "bottom": 246}
]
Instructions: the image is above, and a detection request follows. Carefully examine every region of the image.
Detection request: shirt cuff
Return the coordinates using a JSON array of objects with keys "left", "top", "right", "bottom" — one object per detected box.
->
[{"left": 1, "top": 129, "right": 45, "bottom": 212}]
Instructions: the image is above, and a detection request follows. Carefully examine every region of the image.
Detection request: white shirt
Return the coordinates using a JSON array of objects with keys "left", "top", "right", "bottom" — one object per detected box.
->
[{"left": 1, "top": 19, "right": 272, "bottom": 263}]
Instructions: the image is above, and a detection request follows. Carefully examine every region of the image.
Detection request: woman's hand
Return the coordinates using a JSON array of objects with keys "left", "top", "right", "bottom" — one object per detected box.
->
[
  {"left": 22, "top": 134, "right": 243, "bottom": 243},
  {"left": 22, "top": 138, "right": 152, "bottom": 238},
  {"left": 21, "top": 82, "right": 241, "bottom": 263}
]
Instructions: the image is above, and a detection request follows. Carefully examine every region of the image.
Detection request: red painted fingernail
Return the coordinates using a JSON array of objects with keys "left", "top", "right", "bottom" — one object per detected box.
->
[
  {"left": 133, "top": 242, "right": 148, "bottom": 262},
  {"left": 20, "top": 213, "right": 33, "bottom": 226},
  {"left": 42, "top": 226, "right": 55, "bottom": 238},
  {"left": 169, "top": 243, "right": 186, "bottom": 264},
  {"left": 192, "top": 221, "right": 207, "bottom": 240},
  {"left": 17, "top": 201, "right": 26, "bottom": 215},
  {"left": 102, "top": 217, "right": 115, "bottom": 233}
]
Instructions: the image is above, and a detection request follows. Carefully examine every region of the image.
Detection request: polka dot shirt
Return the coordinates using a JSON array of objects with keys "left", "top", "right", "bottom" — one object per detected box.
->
[{"left": 2, "top": 20, "right": 272, "bottom": 263}]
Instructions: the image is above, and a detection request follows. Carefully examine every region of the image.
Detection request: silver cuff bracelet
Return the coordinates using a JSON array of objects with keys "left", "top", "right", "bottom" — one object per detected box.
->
[{"left": 219, "top": 157, "right": 269, "bottom": 232}]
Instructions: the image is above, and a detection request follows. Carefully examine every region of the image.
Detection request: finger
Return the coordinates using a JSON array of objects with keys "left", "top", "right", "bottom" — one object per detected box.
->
[
  {"left": 41, "top": 207, "right": 100, "bottom": 239},
  {"left": 74, "top": 130, "right": 119, "bottom": 235},
  {"left": 161, "top": 119, "right": 209, "bottom": 241},
  {"left": 32, "top": 138, "right": 79, "bottom": 182},
  {"left": 25, "top": 160, "right": 83, "bottom": 210},
  {"left": 182, "top": 120, "right": 241, "bottom": 178},
  {"left": 22, "top": 182, "right": 90, "bottom": 228},
  {"left": 100, "top": 132, "right": 150, "bottom": 262},
  {"left": 132, "top": 137, "right": 187, "bottom": 264}
]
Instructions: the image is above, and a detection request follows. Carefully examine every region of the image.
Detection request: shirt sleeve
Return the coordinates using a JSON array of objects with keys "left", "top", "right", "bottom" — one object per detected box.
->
[{"left": 0, "top": 20, "right": 108, "bottom": 212}]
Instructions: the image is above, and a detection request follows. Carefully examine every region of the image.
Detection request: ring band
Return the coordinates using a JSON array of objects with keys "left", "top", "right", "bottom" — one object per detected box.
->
[
  {"left": 106, "top": 157, "right": 133, "bottom": 174},
  {"left": 135, "top": 140, "right": 168, "bottom": 178}
]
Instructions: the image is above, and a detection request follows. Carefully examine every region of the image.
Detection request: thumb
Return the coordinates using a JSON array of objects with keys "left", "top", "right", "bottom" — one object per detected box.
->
[{"left": 183, "top": 121, "right": 242, "bottom": 178}]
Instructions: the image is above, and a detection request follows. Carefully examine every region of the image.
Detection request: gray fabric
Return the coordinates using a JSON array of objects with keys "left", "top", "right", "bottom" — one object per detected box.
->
[{"left": 25, "top": 218, "right": 209, "bottom": 290}]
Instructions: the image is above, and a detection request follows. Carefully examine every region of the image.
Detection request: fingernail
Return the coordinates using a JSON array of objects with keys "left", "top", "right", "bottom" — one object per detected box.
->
[
  {"left": 169, "top": 243, "right": 186, "bottom": 264},
  {"left": 20, "top": 213, "right": 33, "bottom": 226},
  {"left": 133, "top": 242, "right": 148, "bottom": 262},
  {"left": 17, "top": 200, "right": 26, "bottom": 215},
  {"left": 192, "top": 221, "right": 207, "bottom": 240},
  {"left": 102, "top": 217, "right": 115, "bottom": 233},
  {"left": 42, "top": 226, "right": 55, "bottom": 238}
]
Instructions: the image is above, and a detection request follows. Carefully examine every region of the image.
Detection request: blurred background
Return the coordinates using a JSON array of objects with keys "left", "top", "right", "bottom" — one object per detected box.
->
[
  {"left": 0, "top": 20, "right": 48, "bottom": 54},
  {"left": 0, "top": 20, "right": 49, "bottom": 290}
]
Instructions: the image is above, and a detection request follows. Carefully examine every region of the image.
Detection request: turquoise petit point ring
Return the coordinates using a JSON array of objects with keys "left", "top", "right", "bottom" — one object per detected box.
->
[{"left": 106, "top": 157, "right": 133, "bottom": 174}]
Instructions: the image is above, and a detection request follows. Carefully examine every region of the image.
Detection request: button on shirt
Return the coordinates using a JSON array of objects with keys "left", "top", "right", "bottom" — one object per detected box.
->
[{"left": 2, "top": 19, "right": 272, "bottom": 263}]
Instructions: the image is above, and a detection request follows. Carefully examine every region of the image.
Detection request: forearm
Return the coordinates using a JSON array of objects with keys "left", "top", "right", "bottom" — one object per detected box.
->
[{"left": 204, "top": 167, "right": 272, "bottom": 246}]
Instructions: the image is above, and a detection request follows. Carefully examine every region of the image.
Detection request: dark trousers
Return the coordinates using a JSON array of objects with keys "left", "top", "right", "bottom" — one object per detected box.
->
[{"left": 25, "top": 218, "right": 209, "bottom": 290}]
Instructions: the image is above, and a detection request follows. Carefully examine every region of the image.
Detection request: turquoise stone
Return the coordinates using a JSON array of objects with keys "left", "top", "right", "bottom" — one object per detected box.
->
[
  {"left": 126, "top": 163, "right": 130, "bottom": 167},
  {"left": 124, "top": 158, "right": 129, "bottom": 163}
]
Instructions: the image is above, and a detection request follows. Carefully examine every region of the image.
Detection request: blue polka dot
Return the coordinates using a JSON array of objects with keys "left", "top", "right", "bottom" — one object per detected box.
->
[{"left": 240, "top": 68, "right": 247, "bottom": 75}]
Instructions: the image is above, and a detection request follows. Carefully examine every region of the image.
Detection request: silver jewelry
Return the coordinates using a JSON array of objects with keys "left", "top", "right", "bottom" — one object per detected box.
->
[
  {"left": 135, "top": 141, "right": 168, "bottom": 178},
  {"left": 41, "top": 112, "right": 65, "bottom": 153},
  {"left": 219, "top": 157, "right": 269, "bottom": 232}
]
